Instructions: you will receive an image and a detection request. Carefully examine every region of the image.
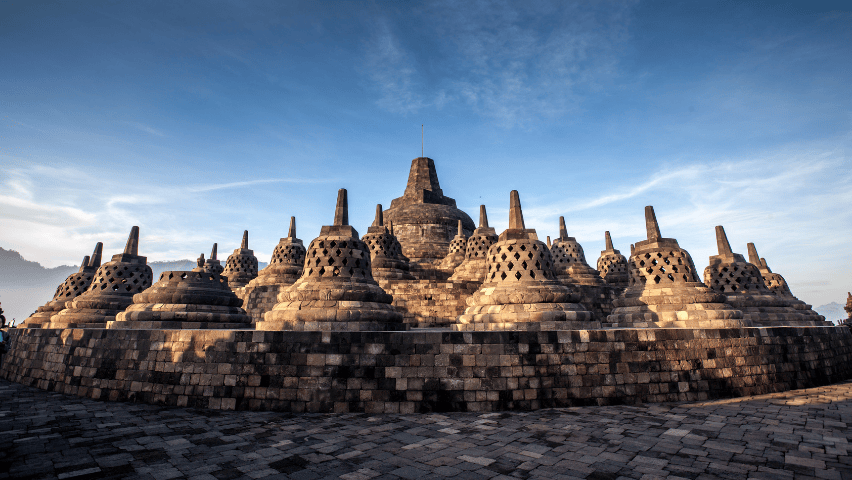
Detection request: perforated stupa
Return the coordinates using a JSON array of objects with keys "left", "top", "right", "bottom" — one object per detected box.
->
[
  {"left": 257, "top": 189, "right": 404, "bottom": 331},
  {"left": 48, "top": 227, "right": 153, "bottom": 328},
  {"left": 596, "top": 231, "right": 628, "bottom": 287},
  {"left": 455, "top": 191, "right": 595, "bottom": 331},
  {"left": 362, "top": 204, "right": 414, "bottom": 281},
  {"left": 222, "top": 231, "right": 259, "bottom": 289},
  {"left": 606, "top": 207, "right": 748, "bottom": 328},
  {"left": 549, "top": 217, "right": 605, "bottom": 286},
  {"left": 704, "top": 226, "right": 827, "bottom": 326},
  {"left": 20, "top": 243, "right": 103, "bottom": 328},
  {"left": 110, "top": 253, "right": 250, "bottom": 329},
  {"left": 438, "top": 220, "right": 468, "bottom": 272},
  {"left": 747, "top": 242, "right": 826, "bottom": 323},
  {"left": 383, "top": 157, "right": 475, "bottom": 264},
  {"left": 449, "top": 205, "right": 498, "bottom": 283},
  {"left": 202, "top": 243, "right": 224, "bottom": 275}
]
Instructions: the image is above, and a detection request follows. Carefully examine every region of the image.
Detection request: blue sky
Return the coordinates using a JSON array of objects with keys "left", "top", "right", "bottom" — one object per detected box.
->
[{"left": 1, "top": 0, "right": 850, "bottom": 307}]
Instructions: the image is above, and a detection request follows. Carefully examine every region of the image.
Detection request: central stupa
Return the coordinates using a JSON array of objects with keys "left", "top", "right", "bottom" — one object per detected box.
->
[{"left": 383, "top": 157, "right": 475, "bottom": 264}]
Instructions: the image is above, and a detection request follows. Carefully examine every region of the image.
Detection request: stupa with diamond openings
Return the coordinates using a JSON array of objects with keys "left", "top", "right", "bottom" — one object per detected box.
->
[
  {"left": 257, "top": 189, "right": 404, "bottom": 331},
  {"left": 222, "top": 230, "right": 259, "bottom": 289},
  {"left": 606, "top": 207, "right": 748, "bottom": 328},
  {"left": 438, "top": 220, "right": 468, "bottom": 272},
  {"left": 361, "top": 204, "right": 414, "bottom": 281},
  {"left": 596, "top": 231, "right": 628, "bottom": 287},
  {"left": 109, "top": 252, "right": 250, "bottom": 330},
  {"left": 455, "top": 191, "right": 595, "bottom": 331},
  {"left": 20, "top": 243, "right": 103, "bottom": 328},
  {"left": 449, "top": 205, "right": 498, "bottom": 283},
  {"left": 550, "top": 217, "right": 605, "bottom": 286},
  {"left": 704, "top": 226, "right": 828, "bottom": 326},
  {"left": 746, "top": 242, "right": 826, "bottom": 324},
  {"left": 241, "top": 217, "right": 307, "bottom": 323},
  {"left": 48, "top": 227, "right": 153, "bottom": 328}
]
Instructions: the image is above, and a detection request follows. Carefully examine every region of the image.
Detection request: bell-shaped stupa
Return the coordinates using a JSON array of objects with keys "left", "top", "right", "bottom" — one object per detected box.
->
[
  {"left": 747, "top": 242, "right": 826, "bottom": 324},
  {"left": 257, "top": 189, "right": 405, "bottom": 331},
  {"left": 596, "top": 232, "right": 628, "bottom": 287},
  {"left": 704, "top": 226, "right": 826, "bottom": 326},
  {"left": 222, "top": 231, "right": 259, "bottom": 289},
  {"left": 438, "top": 220, "right": 468, "bottom": 272},
  {"left": 383, "top": 157, "right": 475, "bottom": 264},
  {"left": 110, "top": 252, "right": 250, "bottom": 329},
  {"left": 362, "top": 204, "right": 414, "bottom": 281},
  {"left": 550, "top": 217, "right": 605, "bottom": 286},
  {"left": 21, "top": 243, "right": 103, "bottom": 328},
  {"left": 201, "top": 243, "right": 224, "bottom": 275},
  {"left": 48, "top": 227, "right": 153, "bottom": 328},
  {"left": 241, "top": 217, "right": 306, "bottom": 323},
  {"left": 455, "top": 191, "right": 595, "bottom": 331},
  {"left": 449, "top": 205, "right": 498, "bottom": 283},
  {"left": 607, "top": 207, "right": 748, "bottom": 328}
]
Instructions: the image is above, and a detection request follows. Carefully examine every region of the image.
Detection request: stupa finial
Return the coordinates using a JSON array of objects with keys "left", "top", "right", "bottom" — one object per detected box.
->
[
  {"left": 455, "top": 219, "right": 462, "bottom": 236},
  {"left": 605, "top": 231, "right": 614, "bottom": 251},
  {"left": 210, "top": 243, "right": 218, "bottom": 261},
  {"left": 479, "top": 205, "right": 489, "bottom": 228},
  {"left": 241, "top": 230, "right": 249, "bottom": 249},
  {"left": 644, "top": 206, "right": 661, "bottom": 241},
  {"left": 715, "top": 226, "right": 733, "bottom": 256},
  {"left": 630, "top": 244, "right": 635, "bottom": 255},
  {"left": 334, "top": 188, "right": 348, "bottom": 226},
  {"left": 89, "top": 242, "right": 103, "bottom": 268},
  {"left": 546, "top": 236, "right": 551, "bottom": 248},
  {"left": 79, "top": 255, "right": 90, "bottom": 272},
  {"left": 197, "top": 253, "right": 205, "bottom": 267},
  {"left": 388, "top": 220, "right": 394, "bottom": 235},
  {"left": 760, "top": 258, "right": 772, "bottom": 273},
  {"left": 373, "top": 204, "right": 384, "bottom": 227},
  {"left": 559, "top": 216, "right": 568, "bottom": 239},
  {"left": 747, "top": 242, "right": 760, "bottom": 265},
  {"left": 287, "top": 216, "right": 296, "bottom": 239},
  {"left": 124, "top": 226, "right": 139, "bottom": 256},
  {"left": 508, "top": 190, "right": 525, "bottom": 230}
]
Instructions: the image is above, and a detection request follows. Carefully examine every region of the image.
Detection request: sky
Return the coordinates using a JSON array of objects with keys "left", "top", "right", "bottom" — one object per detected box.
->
[{"left": 1, "top": 0, "right": 850, "bottom": 308}]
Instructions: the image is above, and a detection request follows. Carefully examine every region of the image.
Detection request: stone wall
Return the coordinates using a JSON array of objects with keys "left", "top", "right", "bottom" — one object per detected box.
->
[
  {"left": 380, "top": 280, "right": 482, "bottom": 327},
  {"left": 2, "top": 326, "right": 851, "bottom": 413},
  {"left": 574, "top": 284, "right": 626, "bottom": 321}
]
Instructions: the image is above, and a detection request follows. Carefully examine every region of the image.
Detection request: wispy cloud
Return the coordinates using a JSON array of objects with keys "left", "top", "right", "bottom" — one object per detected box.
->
[
  {"left": 125, "top": 121, "right": 166, "bottom": 137},
  {"left": 187, "top": 177, "right": 333, "bottom": 193}
]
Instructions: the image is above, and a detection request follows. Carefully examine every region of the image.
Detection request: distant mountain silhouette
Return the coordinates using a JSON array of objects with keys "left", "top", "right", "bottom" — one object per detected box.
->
[
  {"left": 814, "top": 301, "right": 846, "bottom": 324},
  {"left": 0, "top": 247, "right": 266, "bottom": 326}
]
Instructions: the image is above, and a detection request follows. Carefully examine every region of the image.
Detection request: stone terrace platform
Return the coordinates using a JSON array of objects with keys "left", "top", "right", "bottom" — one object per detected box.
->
[{"left": 1, "top": 378, "right": 850, "bottom": 479}]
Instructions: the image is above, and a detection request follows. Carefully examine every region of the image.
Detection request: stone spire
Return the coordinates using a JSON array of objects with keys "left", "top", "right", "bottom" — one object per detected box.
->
[
  {"left": 597, "top": 231, "right": 628, "bottom": 287},
  {"left": 606, "top": 207, "right": 747, "bottom": 328},
  {"left": 384, "top": 157, "right": 474, "bottom": 265},
  {"left": 439, "top": 219, "right": 468, "bottom": 272},
  {"left": 258, "top": 189, "right": 404, "bottom": 331},
  {"left": 745, "top": 241, "right": 825, "bottom": 323},
  {"left": 703, "top": 226, "right": 823, "bottom": 326},
  {"left": 450, "top": 205, "right": 499, "bottom": 282},
  {"left": 363, "top": 203, "right": 414, "bottom": 281},
  {"left": 550, "top": 217, "right": 604, "bottom": 286},
  {"left": 334, "top": 188, "right": 348, "bottom": 226},
  {"left": 546, "top": 236, "right": 551, "bottom": 248},
  {"left": 48, "top": 227, "right": 153, "bottom": 328},
  {"left": 243, "top": 216, "right": 306, "bottom": 323},
  {"left": 223, "top": 230, "right": 260, "bottom": 290},
  {"left": 20, "top": 241, "right": 105, "bottom": 328},
  {"left": 456, "top": 191, "right": 594, "bottom": 331},
  {"left": 211, "top": 243, "right": 218, "bottom": 260}
]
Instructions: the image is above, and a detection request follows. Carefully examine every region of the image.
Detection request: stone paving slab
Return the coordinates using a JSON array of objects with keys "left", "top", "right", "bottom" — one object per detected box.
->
[{"left": 0, "top": 379, "right": 850, "bottom": 479}]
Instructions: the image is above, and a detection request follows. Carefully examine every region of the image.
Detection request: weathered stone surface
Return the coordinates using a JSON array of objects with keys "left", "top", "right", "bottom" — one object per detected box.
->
[
  {"left": 221, "top": 230, "right": 258, "bottom": 289},
  {"left": 607, "top": 207, "right": 748, "bottom": 329},
  {"left": 47, "top": 227, "right": 153, "bottom": 329},
  {"left": 550, "top": 216, "right": 605, "bottom": 286},
  {"left": 704, "top": 226, "right": 829, "bottom": 327},
  {"left": 597, "top": 231, "right": 629, "bottom": 287},
  {"left": 449, "top": 205, "right": 497, "bottom": 283},
  {"left": 381, "top": 279, "right": 481, "bottom": 327},
  {"left": 2, "top": 325, "right": 851, "bottom": 413},
  {"left": 748, "top": 242, "right": 827, "bottom": 324},
  {"left": 362, "top": 204, "right": 414, "bottom": 281},
  {"left": 20, "top": 242, "right": 103, "bottom": 328},
  {"left": 258, "top": 189, "right": 405, "bottom": 331},
  {"left": 384, "top": 157, "right": 475, "bottom": 264},
  {"left": 457, "top": 191, "right": 596, "bottom": 331},
  {"left": 437, "top": 220, "right": 467, "bottom": 272}
]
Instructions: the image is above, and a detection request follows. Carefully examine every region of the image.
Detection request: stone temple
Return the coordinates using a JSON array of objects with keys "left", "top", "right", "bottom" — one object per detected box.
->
[{"left": 2, "top": 156, "right": 851, "bottom": 414}]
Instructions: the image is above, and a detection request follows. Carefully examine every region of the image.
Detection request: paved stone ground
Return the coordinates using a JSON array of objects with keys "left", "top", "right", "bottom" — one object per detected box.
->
[{"left": 1, "top": 379, "right": 850, "bottom": 480}]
